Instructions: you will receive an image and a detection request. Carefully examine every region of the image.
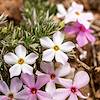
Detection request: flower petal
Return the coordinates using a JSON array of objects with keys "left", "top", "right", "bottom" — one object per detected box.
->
[
  {"left": 68, "top": 93, "right": 78, "bottom": 100},
  {"left": 61, "top": 41, "right": 75, "bottom": 52},
  {"left": 35, "top": 75, "right": 49, "bottom": 89},
  {"left": 4, "top": 53, "right": 18, "bottom": 65},
  {"left": 53, "top": 88, "right": 70, "bottom": 100},
  {"left": 45, "top": 81, "right": 56, "bottom": 96},
  {"left": 9, "top": 64, "right": 21, "bottom": 78},
  {"left": 76, "top": 90, "right": 88, "bottom": 99},
  {"left": 40, "top": 37, "right": 54, "bottom": 48},
  {"left": 28, "top": 94, "right": 37, "bottom": 100},
  {"left": 37, "top": 90, "right": 52, "bottom": 100},
  {"left": 42, "top": 49, "right": 54, "bottom": 62},
  {"left": 73, "top": 71, "right": 90, "bottom": 89},
  {"left": 21, "top": 73, "right": 35, "bottom": 88},
  {"left": 76, "top": 32, "right": 88, "bottom": 47},
  {"left": 57, "top": 78, "right": 72, "bottom": 88},
  {"left": 25, "top": 53, "right": 38, "bottom": 64},
  {"left": 15, "top": 45, "right": 26, "bottom": 58},
  {"left": 53, "top": 31, "right": 64, "bottom": 45},
  {"left": 40, "top": 62, "right": 54, "bottom": 74},
  {"left": 21, "top": 64, "right": 33, "bottom": 75},
  {"left": 10, "top": 77, "right": 23, "bottom": 93},
  {"left": 0, "top": 96, "right": 8, "bottom": 100},
  {"left": 0, "top": 80, "right": 9, "bottom": 94},
  {"left": 55, "top": 62, "right": 71, "bottom": 77},
  {"left": 55, "top": 51, "right": 68, "bottom": 65}
]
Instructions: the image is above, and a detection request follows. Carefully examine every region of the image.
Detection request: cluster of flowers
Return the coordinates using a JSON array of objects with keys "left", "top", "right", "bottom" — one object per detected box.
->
[
  {"left": 57, "top": 1, "right": 96, "bottom": 47},
  {"left": 0, "top": 1, "right": 95, "bottom": 100}
]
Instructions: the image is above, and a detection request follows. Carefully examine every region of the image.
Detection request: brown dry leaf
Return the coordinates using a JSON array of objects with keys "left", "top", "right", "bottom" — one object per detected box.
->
[
  {"left": 95, "top": 89, "right": 100, "bottom": 98},
  {"left": 0, "top": 0, "right": 23, "bottom": 22}
]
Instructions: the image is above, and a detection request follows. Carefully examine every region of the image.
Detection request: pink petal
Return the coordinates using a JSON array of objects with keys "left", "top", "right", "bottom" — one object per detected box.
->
[
  {"left": 53, "top": 88, "right": 70, "bottom": 100},
  {"left": 25, "top": 53, "right": 38, "bottom": 64},
  {"left": 68, "top": 93, "right": 78, "bottom": 100},
  {"left": 0, "top": 80, "right": 9, "bottom": 94},
  {"left": 10, "top": 77, "right": 23, "bottom": 93},
  {"left": 37, "top": 90, "right": 52, "bottom": 100},
  {"left": 76, "top": 32, "right": 88, "bottom": 47},
  {"left": 57, "top": 78, "right": 72, "bottom": 88},
  {"left": 35, "top": 75, "right": 49, "bottom": 89},
  {"left": 85, "top": 32, "right": 96, "bottom": 43},
  {"left": 21, "top": 73, "right": 35, "bottom": 88},
  {"left": 0, "top": 96, "right": 8, "bottom": 100},
  {"left": 28, "top": 94, "right": 37, "bottom": 100},
  {"left": 73, "top": 71, "right": 90, "bottom": 89},
  {"left": 76, "top": 90, "right": 88, "bottom": 99},
  {"left": 40, "top": 62, "right": 54, "bottom": 74}
]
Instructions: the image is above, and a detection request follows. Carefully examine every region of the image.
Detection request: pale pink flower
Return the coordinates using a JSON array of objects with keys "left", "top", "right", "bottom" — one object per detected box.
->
[
  {"left": 53, "top": 71, "right": 90, "bottom": 100},
  {"left": 0, "top": 77, "right": 27, "bottom": 100},
  {"left": 4, "top": 45, "right": 38, "bottom": 78},
  {"left": 64, "top": 22, "right": 96, "bottom": 47},
  {"left": 21, "top": 73, "right": 52, "bottom": 100},
  {"left": 36, "top": 62, "right": 72, "bottom": 96},
  {"left": 40, "top": 31, "right": 75, "bottom": 65}
]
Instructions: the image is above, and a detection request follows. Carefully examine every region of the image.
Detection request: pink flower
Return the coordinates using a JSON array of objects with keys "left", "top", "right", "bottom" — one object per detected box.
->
[
  {"left": 36, "top": 62, "right": 72, "bottom": 96},
  {"left": 21, "top": 73, "right": 51, "bottom": 100},
  {"left": 53, "top": 71, "right": 90, "bottom": 100},
  {"left": 64, "top": 22, "right": 96, "bottom": 47},
  {"left": 0, "top": 77, "right": 27, "bottom": 100}
]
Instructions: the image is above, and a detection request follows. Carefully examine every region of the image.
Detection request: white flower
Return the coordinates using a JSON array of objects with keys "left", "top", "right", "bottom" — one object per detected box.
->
[
  {"left": 4, "top": 45, "right": 38, "bottom": 78},
  {"left": 40, "top": 31, "right": 75, "bottom": 65},
  {"left": 56, "top": 2, "right": 94, "bottom": 29}
]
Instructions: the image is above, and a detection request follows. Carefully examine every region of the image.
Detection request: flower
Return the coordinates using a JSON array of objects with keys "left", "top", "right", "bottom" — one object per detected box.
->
[
  {"left": 40, "top": 31, "right": 75, "bottom": 65},
  {"left": 21, "top": 73, "right": 52, "bottom": 100},
  {"left": 4, "top": 45, "right": 38, "bottom": 78},
  {"left": 36, "top": 62, "right": 72, "bottom": 96},
  {"left": 64, "top": 22, "right": 96, "bottom": 47},
  {"left": 0, "top": 77, "right": 27, "bottom": 100},
  {"left": 57, "top": 2, "right": 94, "bottom": 29},
  {"left": 53, "top": 71, "right": 90, "bottom": 100}
]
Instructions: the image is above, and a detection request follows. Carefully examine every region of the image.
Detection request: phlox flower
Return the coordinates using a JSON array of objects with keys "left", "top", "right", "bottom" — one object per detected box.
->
[
  {"left": 4, "top": 45, "right": 38, "bottom": 78},
  {"left": 21, "top": 73, "right": 52, "bottom": 100},
  {"left": 57, "top": 2, "right": 94, "bottom": 29},
  {"left": 64, "top": 22, "right": 96, "bottom": 47},
  {"left": 40, "top": 31, "right": 75, "bottom": 65},
  {"left": 53, "top": 71, "right": 90, "bottom": 100},
  {"left": 0, "top": 77, "right": 27, "bottom": 100},
  {"left": 36, "top": 62, "right": 72, "bottom": 96}
]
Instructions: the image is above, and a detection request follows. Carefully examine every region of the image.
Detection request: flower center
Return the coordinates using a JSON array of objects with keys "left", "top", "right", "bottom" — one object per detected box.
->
[
  {"left": 18, "top": 58, "right": 24, "bottom": 64},
  {"left": 53, "top": 45, "right": 60, "bottom": 51},
  {"left": 50, "top": 74, "right": 56, "bottom": 80},
  {"left": 31, "top": 88, "right": 37, "bottom": 94},
  {"left": 75, "top": 12, "right": 80, "bottom": 16},
  {"left": 71, "top": 87, "right": 77, "bottom": 93},
  {"left": 8, "top": 93, "right": 14, "bottom": 100}
]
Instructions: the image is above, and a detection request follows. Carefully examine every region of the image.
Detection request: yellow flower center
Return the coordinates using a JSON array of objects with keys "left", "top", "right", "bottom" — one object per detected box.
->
[
  {"left": 75, "top": 12, "right": 80, "bottom": 16},
  {"left": 53, "top": 45, "right": 60, "bottom": 51},
  {"left": 18, "top": 58, "right": 24, "bottom": 64}
]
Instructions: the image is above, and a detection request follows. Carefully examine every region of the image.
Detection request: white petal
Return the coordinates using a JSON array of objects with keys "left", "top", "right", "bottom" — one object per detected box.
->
[
  {"left": 73, "top": 71, "right": 90, "bottom": 89},
  {"left": 55, "top": 51, "right": 68, "bottom": 65},
  {"left": 56, "top": 4, "right": 67, "bottom": 17},
  {"left": 76, "top": 90, "right": 88, "bottom": 99},
  {"left": 45, "top": 81, "right": 56, "bottom": 96},
  {"left": 57, "top": 13, "right": 64, "bottom": 18},
  {"left": 15, "top": 45, "right": 26, "bottom": 58},
  {"left": 55, "top": 62, "right": 71, "bottom": 77},
  {"left": 40, "top": 37, "right": 54, "bottom": 48},
  {"left": 68, "top": 93, "right": 78, "bottom": 100},
  {"left": 9, "top": 64, "right": 21, "bottom": 78},
  {"left": 21, "top": 64, "right": 33, "bottom": 75},
  {"left": 61, "top": 41, "right": 75, "bottom": 52},
  {"left": 58, "top": 78, "right": 72, "bottom": 88},
  {"left": 25, "top": 53, "right": 38, "bottom": 64},
  {"left": 42, "top": 49, "right": 54, "bottom": 62},
  {"left": 53, "top": 88, "right": 70, "bottom": 100},
  {"left": 36, "top": 70, "right": 45, "bottom": 76},
  {"left": 53, "top": 31, "right": 64, "bottom": 45},
  {"left": 4, "top": 53, "right": 18, "bottom": 64}
]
